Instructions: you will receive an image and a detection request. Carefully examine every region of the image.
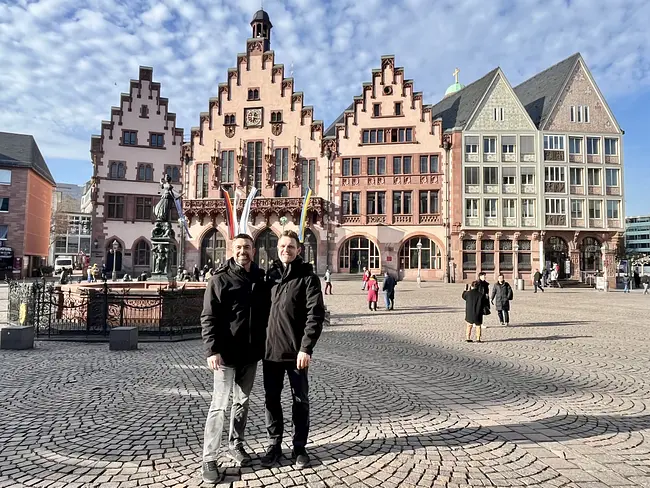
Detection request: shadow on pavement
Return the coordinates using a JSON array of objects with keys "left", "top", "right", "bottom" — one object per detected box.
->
[{"left": 485, "top": 335, "right": 592, "bottom": 342}]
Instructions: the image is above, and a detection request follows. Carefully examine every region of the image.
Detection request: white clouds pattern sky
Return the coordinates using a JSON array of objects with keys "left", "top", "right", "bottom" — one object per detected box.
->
[{"left": 0, "top": 0, "right": 649, "bottom": 169}]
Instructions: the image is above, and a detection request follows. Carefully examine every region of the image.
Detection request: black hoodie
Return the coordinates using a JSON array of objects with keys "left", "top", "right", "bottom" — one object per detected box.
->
[
  {"left": 200, "top": 258, "right": 269, "bottom": 366},
  {"left": 265, "top": 255, "right": 325, "bottom": 362}
]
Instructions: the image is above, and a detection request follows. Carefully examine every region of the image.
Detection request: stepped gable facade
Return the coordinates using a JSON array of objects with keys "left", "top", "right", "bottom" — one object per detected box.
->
[
  {"left": 183, "top": 10, "right": 329, "bottom": 271},
  {"left": 89, "top": 66, "right": 184, "bottom": 276}
]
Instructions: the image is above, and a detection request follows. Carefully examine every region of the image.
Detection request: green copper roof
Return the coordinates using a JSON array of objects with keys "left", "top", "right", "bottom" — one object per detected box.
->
[{"left": 444, "top": 82, "right": 465, "bottom": 96}]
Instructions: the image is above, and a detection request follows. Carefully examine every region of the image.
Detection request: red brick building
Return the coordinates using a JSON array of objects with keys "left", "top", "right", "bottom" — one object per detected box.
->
[{"left": 0, "top": 132, "right": 56, "bottom": 278}]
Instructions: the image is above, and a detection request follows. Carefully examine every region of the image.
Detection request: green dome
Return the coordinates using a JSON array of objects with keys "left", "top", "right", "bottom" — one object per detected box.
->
[{"left": 445, "top": 82, "right": 465, "bottom": 97}]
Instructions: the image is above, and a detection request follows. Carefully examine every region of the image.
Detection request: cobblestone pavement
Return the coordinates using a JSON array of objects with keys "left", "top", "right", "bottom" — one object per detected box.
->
[{"left": 1, "top": 281, "right": 650, "bottom": 488}]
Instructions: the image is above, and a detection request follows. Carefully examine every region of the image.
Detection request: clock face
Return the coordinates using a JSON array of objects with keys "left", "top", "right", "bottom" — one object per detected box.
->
[{"left": 245, "top": 108, "right": 262, "bottom": 127}]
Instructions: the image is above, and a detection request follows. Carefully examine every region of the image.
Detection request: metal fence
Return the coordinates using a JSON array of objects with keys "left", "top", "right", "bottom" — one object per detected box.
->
[{"left": 6, "top": 279, "right": 203, "bottom": 341}]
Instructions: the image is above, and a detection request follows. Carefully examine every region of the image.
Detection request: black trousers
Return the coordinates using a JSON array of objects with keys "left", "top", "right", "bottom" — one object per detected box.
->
[
  {"left": 263, "top": 360, "right": 310, "bottom": 450},
  {"left": 497, "top": 310, "right": 510, "bottom": 324}
]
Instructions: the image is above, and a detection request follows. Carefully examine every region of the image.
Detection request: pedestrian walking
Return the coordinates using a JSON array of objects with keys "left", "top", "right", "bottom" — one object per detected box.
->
[
  {"left": 533, "top": 269, "right": 544, "bottom": 293},
  {"left": 623, "top": 274, "right": 631, "bottom": 293},
  {"left": 490, "top": 274, "right": 514, "bottom": 326},
  {"left": 361, "top": 267, "right": 370, "bottom": 290},
  {"left": 642, "top": 274, "right": 649, "bottom": 295},
  {"left": 261, "top": 230, "right": 326, "bottom": 470},
  {"left": 366, "top": 274, "right": 379, "bottom": 311},
  {"left": 542, "top": 268, "right": 549, "bottom": 287},
  {"left": 382, "top": 271, "right": 397, "bottom": 310},
  {"left": 463, "top": 281, "right": 490, "bottom": 343},
  {"left": 200, "top": 234, "right": 270, "bottom": 484},
  {"left": 634, "top": 270, "right": 641, "bottom": 290},
  {"left": 323, "top": 266, "right": 332, "bottom": 295},
  {"left": 477, "top": 271, "right": 491, "bottom": 320},
  {"left": 193, "top": 264, "right": 200, "bottom": 282}
]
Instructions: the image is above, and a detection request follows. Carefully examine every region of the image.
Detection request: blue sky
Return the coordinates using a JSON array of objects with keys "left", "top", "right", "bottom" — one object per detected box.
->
[{"left": 0, "top": 0, "right": 648, "bottom": 215}]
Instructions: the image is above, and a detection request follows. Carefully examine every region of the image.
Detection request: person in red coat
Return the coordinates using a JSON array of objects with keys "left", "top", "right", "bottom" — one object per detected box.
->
[{"left": 366, "top": 274, "right": 379, "bottom": 311}]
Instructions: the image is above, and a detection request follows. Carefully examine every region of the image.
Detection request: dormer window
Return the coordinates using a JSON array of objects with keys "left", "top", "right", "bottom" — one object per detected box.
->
[
  {"left": 373, "top": 104, "right": 380, "bottom": 117},
  {"left": 224, "top": 114, "right": 236, "bottom": 125},
  {"left": 140, "top": 105, "right": 149, "bottom": 118},
  {"left": 394, "top": 102, "right": 402, "bottom": 116},
  {"left": 247, "top": 88, "right": 260, "bottom": 101},
  {"left": 270, "top": 111, "right": 283, "bottom": 123}
]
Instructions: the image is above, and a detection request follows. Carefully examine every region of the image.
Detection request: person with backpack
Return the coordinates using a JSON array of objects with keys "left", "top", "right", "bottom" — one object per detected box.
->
[{"left": 490, "top": 273, "right": 514, "bottom": 326}]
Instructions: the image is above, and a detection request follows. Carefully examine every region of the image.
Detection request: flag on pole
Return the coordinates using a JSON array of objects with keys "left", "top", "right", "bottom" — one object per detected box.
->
[
  {"left": 239, "top": 187, "right": 257, "bottom": 236},
  {"left": 174, "top": 196, "right": 192, "bottom": 239},
  {"left": 222, "top": 188, "right": 235, "bottom": 240},
  {"left": 298, "top": 187, "right": 312, "bottom": 243}
]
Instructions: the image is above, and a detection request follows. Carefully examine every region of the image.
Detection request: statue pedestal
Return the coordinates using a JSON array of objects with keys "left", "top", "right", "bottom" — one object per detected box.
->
[{"left": 151, "top": 221, "right": 176, "bottom": 281}]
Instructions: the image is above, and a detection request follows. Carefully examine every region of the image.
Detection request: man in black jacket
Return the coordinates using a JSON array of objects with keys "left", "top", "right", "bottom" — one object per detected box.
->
[
  {"left": 261, "top": 230, "right": 325, "bottom": 470},
  {"left": 200, "top": 234, "right": 269, "bottom": 484}
]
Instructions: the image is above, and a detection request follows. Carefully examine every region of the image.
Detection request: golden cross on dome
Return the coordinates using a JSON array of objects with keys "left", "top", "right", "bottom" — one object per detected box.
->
[{"left": 453, "top": 67, "right": 460, "bottom": 84}]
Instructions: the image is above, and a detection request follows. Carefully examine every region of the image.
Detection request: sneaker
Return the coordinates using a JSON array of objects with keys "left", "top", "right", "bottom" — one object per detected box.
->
[
  {"left": 201, "top": 461, "right": 220, "bottom": 484},
  {"left": 260, "top": 445, "right": 282, "bottom": 468},
  {"left": 292, "top": 448, "right": 310, "bottom": 469},
  {"left": 227, "top": 445, "right": 252, "bottom": 466},
  {"left": 465, "top": 339, "right": 473, "bottom": 343}
]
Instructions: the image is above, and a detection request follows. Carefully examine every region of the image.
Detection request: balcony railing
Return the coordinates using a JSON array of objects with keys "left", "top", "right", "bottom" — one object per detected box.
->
[
  {"left": 419, "top": 214, "right": 441, "bottom": 224},
  {"left": 342, "top": 215, "right": 362, "bottom": 224},
  {"left": 367, "top": 215, "right": 386, "bottom": 224}
]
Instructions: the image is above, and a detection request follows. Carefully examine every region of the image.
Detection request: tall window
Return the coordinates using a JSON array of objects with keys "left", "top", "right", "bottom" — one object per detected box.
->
[
  {"left": 419, "top": 155, "right": 439, "bottom": 173},
  {"left": 462, "top": 239, "right": 477, "bottom": 270},
  {"left": 275, "top": 148, "right": 289, "bottom": 181},
  {"left": 137, "top": 164, "right": 153, "bottom": 181},
  {"left": 301, "top": 159, "right": 316, "bottom": 194},
  {"left": 586, "top": 137, "right": 600, "bottom": 155},
  {"left": 342, "top": 192, "right": 360, "bottom": 215},
  {"left": 0, "top": 169, "right": 11, "bottom": 184},
  {"left": 351, "top": 158, "right": 361, "bottom": 175},
  {"left": 419, "top": 190, "right": 439, "bottom": 214},
  {"left": 394, "top": 102, "right": 402, "bottom": 116},
  {"left": 136, "top": 197, "right": 153, "bottom": 220},
  {"left": 587, "top": 168, "right": 601, "bottom": 186},
  {"left": 521, "top": 168, "right": 535, "bottom": 185},
  {"left": 544, "top": 135, "right": 564, "bottom": 150},
  {"left": 522, "top": 199, "right": 535, "bottom": 218},
  {"left": 109, "top": 161, "right": 126, "bottom": 179},
  {"left": 483, "top": 137, "right": 496, "bottom": 154},
  {"left": 570, "top": 168, "right": 583, "bottom": 185},
  {"left": 503, "top": 199, "right": 516, "bottom": 218},
  {"left": 246, "top": 141, "right": 263, "bottom": 191},
  {"left": 392, "top": 191, "right": 412, "bottom": 214},
  {"left": 165, "top": 165, "right": 181, "bottom": 182},
  {"left": 247, "top": 88, "right": 260, "bottom": 101},
  {"left": 605, "top": 168, "right": 619, "bottom": 187},
  {"left": 606, "top": 200, "right": 620, "bottom": 219},
  {"left": 483, "top": 167, "right": 498, "bottom": 185},
  {"left": 571, "top": 199, "right": 584, "bottom": 219},
  {"left": 502, "top": 136, "right": 516, "bottom": 153},
  {"left": 465, "top": 167, "right": 479, "bottom": 185},
  {"left": 502, "top": 167, "right": 516, "bottom": 186},
  {"left": 520, "top": 136, "right": 534, "bottom": 156},
  {"left": 399, "top": 237, "right": 442, "bottom": 269},
  {"left": 465, "top": 136, "right": 479, "bottom": 154},
  {"left": 570, "top": 105, "right": 590, "bottom": 123},
  {"left": 588, "top": 200, "right": 602, "bottom": 219},
  {"left": 392, "top": 156, "right": 412, "bottom": 174},
  {"left": 196, "top": 163, "right": 209, "bottom": 198},
  {"left": 342, "top": 158, "right": 350, "bottom": 176},
  {"left": 569, "top": 137, "right": 582, "bottom": 154},
  {"left": 150, "top": 133, "right": 164, "bottom": 148},
  {"left": 604, "top": 138, "right": 618, "bottom": 156},
  {"left": 220, "top": 151, "right": 235, "bottom": 183},
  {"left": 545, "top": 167, "right": 565, "bottom": 182},
  {"left": 546, "top": 198, "right": 566, "bottom": 215},
  {"left": 134, "top": 240, "right": 151, "bottom": 266},
  {"left": 367, "top": 157, "right": 386, "bottom": 175},
  {"left": 0, "top": 198, "right": 8, "bottom": 212},
  {"left": 367, "top": 191, "right": 386, "bottom": 214},
  {"left": 342, "top": 158, "right": 361, "bottom": 176},
  {"left": 484, "top": 198, "right": 497, "bottom": 218},
  {"left": 465, "top": 199, "right": 478, "bottom": 218},
  {"left": 481, "top": 240, "right": 495, "bottom": 271},
  {"left": 107, "top": 195, "right": 124, "bottom": 219}
]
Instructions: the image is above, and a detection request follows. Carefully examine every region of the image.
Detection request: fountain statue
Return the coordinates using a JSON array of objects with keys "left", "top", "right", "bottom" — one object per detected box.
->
[{"left": 150, "top": 173, "right": 177, "bottom": 279}]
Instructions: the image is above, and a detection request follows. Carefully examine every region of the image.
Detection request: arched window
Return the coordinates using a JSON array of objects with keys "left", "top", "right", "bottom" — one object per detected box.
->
[
  {"left": 399, "top": 237, "right": 442, "bottom": 269},
  {"left": 275, "top": 184, "right": 288, "bottom": 197},
  {"left": 137, "top": 164, "right": 153, "bottom": 181},
  {"left": 581, "top": 237, "right": 602, "bottom": 272},
  {"left": 109, "top": 161, "right": 126, "bottom": 179},
  {"left": 134, "top": 240, "right": 151, "bottom": 266},
  {"left": 201, "top": 229, "right": 226, "bottom": 269},
  {"left": 302, "top": 229, "right": 317, "bottom": 267},
  {"left": 338, "top": 236, "right": 380, "bottom": 273},
  {"left": 255, "top": 228, "right": 278, "bottom": 268}
]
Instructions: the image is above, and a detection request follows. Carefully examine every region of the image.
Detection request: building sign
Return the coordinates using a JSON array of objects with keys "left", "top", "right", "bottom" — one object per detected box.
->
[
  {"left": 0, "top": 247, "right": 13, "bottom": 258},
  {"left": 386, "top": 256, "right": 392, "bottom": 262}
]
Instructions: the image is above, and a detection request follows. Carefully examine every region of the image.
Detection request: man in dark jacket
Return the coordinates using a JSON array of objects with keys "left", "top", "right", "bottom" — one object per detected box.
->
[
  {"left": 200, "top": 234, "right": 269, "bottom": 484},
  {"left": 533, "top": 269, "right": 544, "bottom": 293},
  {"left": 490, "top": 274, "right": 514, "bottom": 326},
  {"left": 382, "top": 271, "right": 397, "bottom": 310},
  {"left": 261, "top": 230, "right": 325, "bottom": 470}
]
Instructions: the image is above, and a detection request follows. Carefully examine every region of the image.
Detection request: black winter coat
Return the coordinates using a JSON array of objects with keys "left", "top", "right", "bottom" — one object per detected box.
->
[
  {"left": 462, "top": 288, "right": 489, "bottom": 325},
  {"left": 266, "top": 256, "right": 325, "bottom": 362},
  {"left": 477, "top": 280, "right": 490, "bottom": 297},
  {"left": 200, "top": 259, "right": 270, "bottom": 366},
  {"left": 490, "top": 282, "right": 513, "bottom": 311},
  {"left": 382, "top": 275, "right": 397, "bottom": 297}
]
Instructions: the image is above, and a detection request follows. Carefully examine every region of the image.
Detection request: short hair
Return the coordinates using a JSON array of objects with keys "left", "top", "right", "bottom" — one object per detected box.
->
[
  {"left": 470, "top": 280, "right": 479, "bottom": 289},
  {"left": 498, "top": 273, "right": 504, "bottom": 278},
  {"left": 280, "top": 230, "right": 300, "bottom": 246},
  {"left": 232, "top": 233, "right": 253, "bottom": 245},
  {"left": 478, "top": 271, "right": 486, "bottom": 277}
]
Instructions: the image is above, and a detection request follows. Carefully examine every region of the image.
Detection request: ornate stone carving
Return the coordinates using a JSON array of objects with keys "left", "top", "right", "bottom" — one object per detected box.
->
[
  {"left": 271, "top": 123, "right": 282, "bottom": 136},
  {"left": 211, "top": 155, "right": 220, "bottom": 188},
  {"left": 382, "top": 57, "right": 394, "bottom": 70},
  {"left": 393, "top": 177, "right": 402, "bottom": 185},
  {"left": 237, "top": 160, "right": 246, "bottom": 187},
  {"left": 225, "top": 125, "right": 235, "bottom": 138},
  {"left": 248, "top": 40, "right": 263, "bottom": 53},
  {"left": 265, "top": 154, "right": 274, "bottom": 188}
]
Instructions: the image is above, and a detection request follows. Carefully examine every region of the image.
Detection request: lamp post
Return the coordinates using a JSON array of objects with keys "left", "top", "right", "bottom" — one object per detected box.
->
[
  {"left": 601, "top": 240, "right": 610, "bottom": 292},
  {"left": 324, "top": 147, "right": 335, "bottom": 268},
  {"left": 111, "top": 240, "right": 119, "bottom": 281},
  {"left": 440, "top": 135, "right": 453, "bottom": 283},
  {"left": 513, "top": 243, "right": 519, "bottom": 281},
  {"left": 416, "top": 238, "right": 423, "bottom": 288}
]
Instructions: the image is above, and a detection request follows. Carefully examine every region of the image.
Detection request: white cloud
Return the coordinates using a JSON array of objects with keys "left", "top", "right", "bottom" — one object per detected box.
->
[{"left": 0, "top": 0, "right": 649, "bottom": 184}]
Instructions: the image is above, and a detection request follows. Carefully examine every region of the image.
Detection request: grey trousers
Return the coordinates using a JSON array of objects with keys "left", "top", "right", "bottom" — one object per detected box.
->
[{"left": 202, "top": 362, "right": 257, "bottom": 462}]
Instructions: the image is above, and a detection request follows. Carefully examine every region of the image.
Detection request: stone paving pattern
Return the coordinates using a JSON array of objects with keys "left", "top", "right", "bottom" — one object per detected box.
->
[{"left": 1, "top": 281, "right": 650, "bottom": 487}]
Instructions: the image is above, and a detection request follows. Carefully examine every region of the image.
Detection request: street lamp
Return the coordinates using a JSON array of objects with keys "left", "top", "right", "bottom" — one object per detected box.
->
[
  {"left": 111, "top": 240, "right": 119, "bottom": 281},
  {"left": 279, "top": 216, "right": 288, "bottom": 230},
  {"left": 324, "top": 147, "right": 335, "bottom": 268},
  {"left": 601, "top": 240, "right": 610, "bottom": 292},
  {"left": 513, "top": 243, "right": 519, "bottom": 281},
  {"left": 416, "top": 238, "right": 423, "bottom": 288}
]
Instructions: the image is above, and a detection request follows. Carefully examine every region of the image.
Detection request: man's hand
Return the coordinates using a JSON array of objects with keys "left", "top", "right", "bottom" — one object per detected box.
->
[
  {"left": 297, "top": 351, "right": 311, "bottom": 370},
  {"left": 207, "top": 354, "right": 224, "bottom": 370}
]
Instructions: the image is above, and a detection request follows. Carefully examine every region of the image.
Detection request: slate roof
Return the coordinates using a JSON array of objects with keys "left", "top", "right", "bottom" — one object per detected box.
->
[
  {"left": 513, "top": 53, "right": 580, "bottom": 128},
  {"left": 324, "top": 103, "right": 353, "bottom": 138},
  {"left": 251, "top": 9, "right": 272, "bottom": 26},
  {"left": 429, "top": 68, "right": 500, "bottom": 130},
  {"left": 0, "top": 131, "right": 56, "bottom": 185}
]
